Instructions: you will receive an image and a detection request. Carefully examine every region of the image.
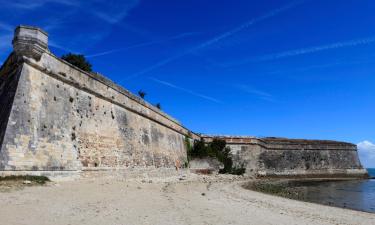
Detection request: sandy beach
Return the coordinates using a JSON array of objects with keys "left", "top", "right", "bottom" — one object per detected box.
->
[{"left": 0, "top": 174, "right": 374, "bottom": 225}]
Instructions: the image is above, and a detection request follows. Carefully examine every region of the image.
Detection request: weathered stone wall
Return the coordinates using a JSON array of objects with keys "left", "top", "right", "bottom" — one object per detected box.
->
[
  {"left": 0, "top": 62, "right": 79, "bottom": 171},
  {"left": 0, "top": 54, "right": 22, "bottom": 167},
  {"left": 0, "top": 26, "right": 199, "bottom": 174},
  {"left": 0, "top": 53, "right": 194, "bottom": 172},
  {"left": 0, "top": 26, "right": 368, "bottom": 179},
  {"left": 202, "top": 136, "right": 367, "bottom": 178}
]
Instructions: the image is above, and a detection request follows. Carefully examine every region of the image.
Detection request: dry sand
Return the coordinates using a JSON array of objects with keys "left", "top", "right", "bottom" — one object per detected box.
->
[{"left": 0, "top": 174, "right": 374, "bottom": 225}]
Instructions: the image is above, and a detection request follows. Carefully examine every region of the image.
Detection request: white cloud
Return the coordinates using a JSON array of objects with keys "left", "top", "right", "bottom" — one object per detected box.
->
[
  {"left": 357, "top": 140, "right": 375, "bottom": 168},
  {"left": 358, "top": 141, "right": 375, "bottom": 158}
]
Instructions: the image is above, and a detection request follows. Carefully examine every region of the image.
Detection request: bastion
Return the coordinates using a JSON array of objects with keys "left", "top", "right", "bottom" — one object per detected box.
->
[{"left": 0, "top": 26, "right": 368, "bottom": 179}]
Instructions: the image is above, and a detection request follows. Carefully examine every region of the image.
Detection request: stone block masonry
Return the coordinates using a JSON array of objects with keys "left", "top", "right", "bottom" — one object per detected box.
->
[
  {"left": 0, "top": 26, "right": 368, "bottom": 179},
  {"left": 201, "top": 136, "right": 368, "bottom": 178},
  {"left": 0, "top": 26, "right": 197, "bottom": 177}
]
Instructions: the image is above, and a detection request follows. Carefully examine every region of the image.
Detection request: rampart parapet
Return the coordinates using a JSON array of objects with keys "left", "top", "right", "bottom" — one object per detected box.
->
[{"left": 201, "top": 135, "right": 367, "bottom": 178}]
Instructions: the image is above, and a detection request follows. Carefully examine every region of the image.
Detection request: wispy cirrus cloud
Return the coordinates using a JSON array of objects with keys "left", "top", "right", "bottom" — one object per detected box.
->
[
  {"left": 124, "top": 0, "right": 308, "bottom": 80},
  {"left": 1, "top": 0, "right": 139, "bottom": 25},
  {"left": 267, "top": 58, "right": 375, "bottom": 75},
  {"left": 87, "top": 0, "right": 139, "bottom": 24},
  {"left": 0, "top": 1, "right": 140, "bottom": 65},
  {"left": 0, "top": 33, "right": 13, "bottom": 65},
  {"left": 1, "top": 0, "right": 78, "bottom": 10},
  {"left": 0, "top": 0, "right": 141, "bottom": 54},
  {"left": 0, "top": 22, "right": 13, "bottom": 50},
  {"left": 224, "top": 36, "right": 375, "bottom": 67},
  {"left": 0, "top": 22, "right": 13, "bottom": 32},
  {"left": 149, "top": 77, "right": 222, "bottom": 104},
  {"left": 0, "top": 34, "right": 13, "bottom": 53},
  {"left": 86, "top": 32, "right": 199, "bottom": 58},
  {"left": 49, "top": 40, "right": 82, "bottom": 54}
]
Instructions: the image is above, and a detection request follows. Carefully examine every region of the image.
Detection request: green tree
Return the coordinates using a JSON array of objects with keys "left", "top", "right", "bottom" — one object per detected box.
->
[
  {"left": 187, "top": 138, "right": 246, "bottom": 175},
  {"left": 61, "top": 53, "right": 92, "bottom": 72},
  {"left": 138, "top": 90, "right": 146, "bottom": 99}
]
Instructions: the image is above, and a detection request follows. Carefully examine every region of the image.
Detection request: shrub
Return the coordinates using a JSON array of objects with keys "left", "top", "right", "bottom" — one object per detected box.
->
[
  {"left": 187, "top": 138, "right": 246, "bottom": 175},
  {"left": 229, "top": 166, "right": 246, "bottom": 175},
  {"left": 138, "top": 90, "right": 146, "bottom": 99},
  {"left": 0, "top": 175, "right": 50, "bottom": 184},
  {"left": 61, "top": 53, "right": 92, "bottom": 72},
  {"left": 185, "top": 136, "right": 193, "bottom": 161}
]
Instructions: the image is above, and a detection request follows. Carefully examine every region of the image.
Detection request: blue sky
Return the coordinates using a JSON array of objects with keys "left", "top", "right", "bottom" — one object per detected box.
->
[{"left": 0, "top": 0, "right": 374, "bottom": 167}]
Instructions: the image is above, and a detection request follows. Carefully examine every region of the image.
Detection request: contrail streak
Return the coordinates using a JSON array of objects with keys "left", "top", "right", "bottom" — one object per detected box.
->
[
  {"left": 124, "top": 0, "right": 307, "bottom": 80},
  {"left": 267, "top": 58, "right": 375, "bottom": 75},
  {"left": 224, "top": 36, "right": 375, "bottom": 67},
  {"left": 234, "top": 84, "right": 277, "bottom": 102},
  {"left": 86, "top": 32, "right": 198, "bottom": 58},
  {"left": 149, "top": 77, "right": 222, "bottom": 104},
  {"left": 49, "top": 41, "right": 81, "bottom": 54}
]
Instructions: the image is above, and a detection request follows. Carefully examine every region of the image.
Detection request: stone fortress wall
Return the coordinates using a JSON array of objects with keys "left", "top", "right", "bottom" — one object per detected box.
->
[
  {"left": 0, "top": 26, "right": 368, "bottom": 178},
  {"left": 0, "top": 26, "right": 199, "bottom": 177},
  {"left": 201, "top": 135, "right": 367, "bottom": 178}
]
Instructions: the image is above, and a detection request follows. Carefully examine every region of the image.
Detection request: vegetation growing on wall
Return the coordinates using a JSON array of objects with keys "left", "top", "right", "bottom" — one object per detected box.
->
[
  {"left": 61, "top": 53, "right": 92, "bottom": 72},
  {"left": 185, "top": 136, "right": 193, "bottom": 160},
  {"left": 0, "top": 175, "right": 50, "bottom": 184},
  {"left": 186, "top": 138, "right": 246, "bottom": 175}
]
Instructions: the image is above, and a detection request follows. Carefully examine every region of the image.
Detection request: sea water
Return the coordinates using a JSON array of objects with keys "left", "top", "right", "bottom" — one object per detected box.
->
[{"left": 285, "top": 169, "right": 375, "bottom": 213}]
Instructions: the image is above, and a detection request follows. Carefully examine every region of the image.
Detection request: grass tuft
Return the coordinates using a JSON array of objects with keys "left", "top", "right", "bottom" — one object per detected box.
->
[{"left": 0, "top": 175, "right": 50, "bottom": 184}]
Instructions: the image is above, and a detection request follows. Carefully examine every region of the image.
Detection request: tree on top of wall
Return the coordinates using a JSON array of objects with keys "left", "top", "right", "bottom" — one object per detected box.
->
[
  {"left": 138, "top": 90, "right": 147, "bottom": 99},
  {"left": 61, "top": 53, "right": 92, "bottom": 73}
]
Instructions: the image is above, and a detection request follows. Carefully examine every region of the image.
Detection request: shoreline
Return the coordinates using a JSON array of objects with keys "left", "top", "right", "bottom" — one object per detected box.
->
[
  {"left": 0, "top": 174, "right": 374, "bottom": 225},
  {"left": 244, "top": 177, "right": 375, "bottom": 214}
]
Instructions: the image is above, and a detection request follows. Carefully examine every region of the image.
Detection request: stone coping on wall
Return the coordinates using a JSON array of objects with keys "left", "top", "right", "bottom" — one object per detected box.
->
[
  {"left": 45, "top": 51, "right": 181, "bottom": 125},
  {"left": 18, "top": 52, "right": 200, "bottom": 140},
  {"left": 16, "top": 25, "right": 49, "bottom": 36},
  {"left": 261, "top": 137, "right": 355, "bottom": 146},
  {"left": 6, "top": 25, "right": 202, "bottom": 139},
  {"left": 201, "top": 135, "right": 357, "bottom": 150}
]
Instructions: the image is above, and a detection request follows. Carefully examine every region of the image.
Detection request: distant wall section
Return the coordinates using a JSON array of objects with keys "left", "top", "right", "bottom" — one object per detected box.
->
[{"left": 202, "top": 136, "right": 367, "bottom": 178}]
